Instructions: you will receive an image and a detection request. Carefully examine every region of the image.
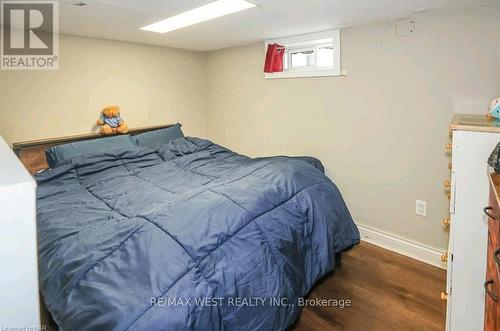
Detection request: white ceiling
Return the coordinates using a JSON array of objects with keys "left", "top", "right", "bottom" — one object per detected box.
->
[{"left": 58, "top": 0, "right": 500, "bottom": 51}]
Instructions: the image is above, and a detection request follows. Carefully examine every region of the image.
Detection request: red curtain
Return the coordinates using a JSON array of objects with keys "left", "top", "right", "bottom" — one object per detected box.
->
[{"left": 264, "top": 44, "right": 285, "bottom": 73}]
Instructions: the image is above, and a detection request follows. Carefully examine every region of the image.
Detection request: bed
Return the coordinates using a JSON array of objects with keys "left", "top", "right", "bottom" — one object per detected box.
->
[{"left": 15, "top": 125, "right": 359, "bottom": 331}]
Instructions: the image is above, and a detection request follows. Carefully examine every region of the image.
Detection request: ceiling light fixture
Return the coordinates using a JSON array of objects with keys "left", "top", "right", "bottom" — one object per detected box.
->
[{"left": 140, "top": 0, "right": 257, "bottom": 33}]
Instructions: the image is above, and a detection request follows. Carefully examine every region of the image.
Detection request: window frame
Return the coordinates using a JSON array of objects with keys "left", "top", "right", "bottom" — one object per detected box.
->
[{"left": 264, "top": 29, "right": 341, "bottom": 79}]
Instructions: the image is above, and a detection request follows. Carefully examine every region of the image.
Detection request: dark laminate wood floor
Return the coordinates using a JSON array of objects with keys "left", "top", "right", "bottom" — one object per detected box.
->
[
  {"left": 41, "top": 242, "right": 446, "bottom": 331},
  {"left": 288, "top": 242, "right": 446, "bottom": 331}
]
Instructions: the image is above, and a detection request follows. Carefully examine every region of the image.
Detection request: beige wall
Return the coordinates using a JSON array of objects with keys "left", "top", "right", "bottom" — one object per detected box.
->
[
  {"left": 1, "top": 5, "right": 499, "bottom": 250},
  {"left": 205, "top": 4, "right": 500, "bottom": 250},
  {"left": 0, "top": 34, "right": 207, "bottom": 145}
]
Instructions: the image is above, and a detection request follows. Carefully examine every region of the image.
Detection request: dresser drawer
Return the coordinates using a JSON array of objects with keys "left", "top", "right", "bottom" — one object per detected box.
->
[
  {"left": 485, "top": 225, "right": 499, "bottom": 331},
  {"left": 487, "top": 184, "right": 500, "bottom": 239},
  {"left": 485, "top": 184, "right": 500, "bottom": 331}
]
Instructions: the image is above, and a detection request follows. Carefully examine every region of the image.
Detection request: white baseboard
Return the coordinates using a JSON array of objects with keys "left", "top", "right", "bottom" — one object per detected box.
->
[{"left": 357, "top": 225, "right": 447, "bottom": 270}]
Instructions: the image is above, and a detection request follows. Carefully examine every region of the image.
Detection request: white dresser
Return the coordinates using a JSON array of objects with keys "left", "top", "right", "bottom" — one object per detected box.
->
[
  {"left": 445, "top": 114, "right": 500, "bottom": 331},
  {"left": 0, "top": 135, "right": 40, "bottom": 328}
]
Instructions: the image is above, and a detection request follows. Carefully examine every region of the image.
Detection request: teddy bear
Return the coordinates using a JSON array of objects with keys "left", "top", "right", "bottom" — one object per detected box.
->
[{"left": 96, "top": 105, "right": 129, "bottom": 135}]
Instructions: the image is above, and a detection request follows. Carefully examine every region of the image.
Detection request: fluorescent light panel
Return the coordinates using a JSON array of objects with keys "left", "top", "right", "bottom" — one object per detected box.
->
[{"left": 141, "top": 0, "right": 257, "bottom": 33}]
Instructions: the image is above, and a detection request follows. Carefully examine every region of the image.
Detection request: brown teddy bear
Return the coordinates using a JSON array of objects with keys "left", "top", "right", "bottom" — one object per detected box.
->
[{"left": 96, "top": 106, "right": 129, "bottom": 135}]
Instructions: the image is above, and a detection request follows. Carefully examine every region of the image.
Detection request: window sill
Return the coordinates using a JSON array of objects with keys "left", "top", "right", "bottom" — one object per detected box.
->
[{"left": 264, "top": 69, "right": 347, "bottom": 80}]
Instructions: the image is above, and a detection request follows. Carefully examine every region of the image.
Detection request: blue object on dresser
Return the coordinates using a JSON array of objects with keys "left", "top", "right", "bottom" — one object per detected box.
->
[
  {"left": 35, "top": 137, "right": 359, "bottom": 331},
  {"left": 490, "top": 102, "right": 500, "bottom": 119}
]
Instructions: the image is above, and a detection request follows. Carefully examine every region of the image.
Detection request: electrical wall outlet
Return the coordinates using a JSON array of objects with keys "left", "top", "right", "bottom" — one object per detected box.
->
[{"left": 416, "top": 200, "right": 427, "bottom": 217}]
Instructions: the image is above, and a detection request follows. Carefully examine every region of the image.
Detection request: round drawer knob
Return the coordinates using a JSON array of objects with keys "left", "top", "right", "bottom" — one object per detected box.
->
[
  {"left": 443, "top": 218, "right": 450, "bottom": 228},
  {"left": 441, "top": 292, "right": 448, "bottom": 301},
  {"left": 441, "top": 254, "right": 448, "bottom": 263},
  {"left": 444, "top": 180, "right": 451, "bottom": 188},
  {"left": 445, "top": 143, "right": 452, "bottom": 151}
]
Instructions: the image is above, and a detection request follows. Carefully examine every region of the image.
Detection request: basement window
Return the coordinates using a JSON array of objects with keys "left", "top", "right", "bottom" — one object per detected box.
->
[{"left": 265, "top": 30, "right": 341, "bottom": 79}]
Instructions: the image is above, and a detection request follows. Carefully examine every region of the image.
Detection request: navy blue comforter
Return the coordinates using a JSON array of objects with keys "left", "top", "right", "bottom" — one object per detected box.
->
[{"left": 35, "top": 137, "right": 359, "bottom": 331}]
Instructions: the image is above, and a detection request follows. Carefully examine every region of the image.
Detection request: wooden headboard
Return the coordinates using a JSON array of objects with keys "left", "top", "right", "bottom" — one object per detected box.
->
[{"left": 12, "top": 124, "right": 178, "bottom": 174}]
